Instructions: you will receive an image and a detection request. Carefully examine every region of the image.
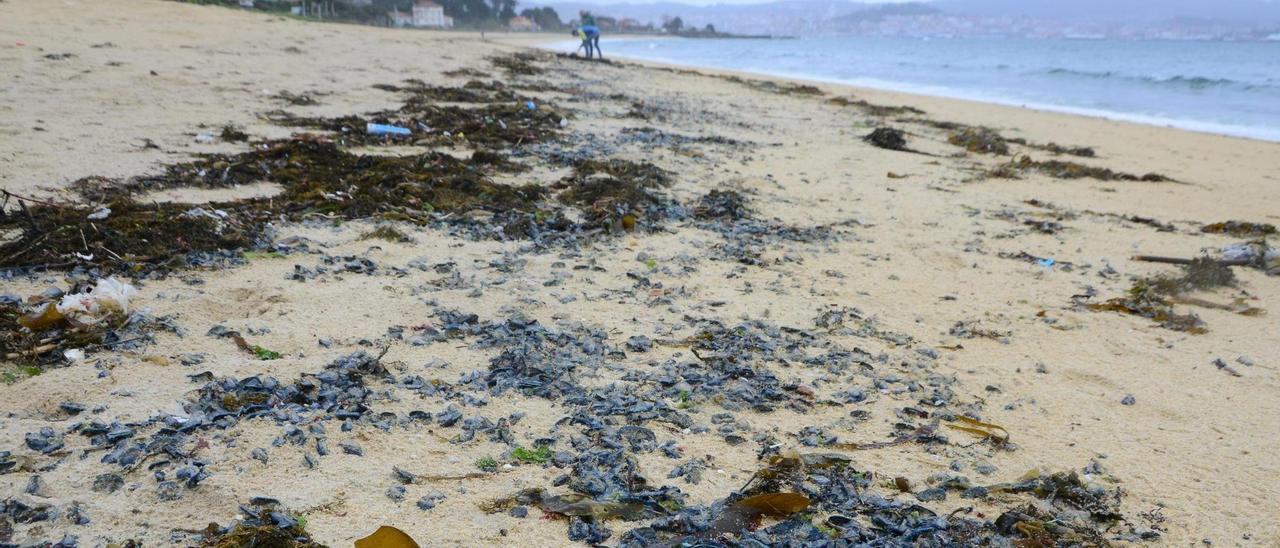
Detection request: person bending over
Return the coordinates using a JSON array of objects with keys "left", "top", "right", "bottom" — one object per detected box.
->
[{"left": 579, "top": 10, "right": 601, "bottom": 59}]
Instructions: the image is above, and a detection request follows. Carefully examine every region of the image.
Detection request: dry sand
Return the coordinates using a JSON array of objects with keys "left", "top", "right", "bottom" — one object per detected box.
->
[{"left": 2, "top": 0, "right": 1279, "bottom": 546}]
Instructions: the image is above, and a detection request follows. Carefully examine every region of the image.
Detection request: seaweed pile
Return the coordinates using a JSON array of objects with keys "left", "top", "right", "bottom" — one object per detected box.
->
[
  {"left": 556, "top": 159, "right": 682, "bottom": 229},
  {"left": 944, "top": 125, "right": 1096, "bottom": 157},
  {"left": 374, "top": 78, "right": 517, "bottom": 104},
  {"left": 987, "top": 155, "right": 1172, "bottom": 182},
  {"left": 267, "top": 99, "right": 565, "bottom": 148},
  {"left": 0, "top": 192, "right": 258, "bottom": 272},
  {"left": 1, "top": 282, "right": 176, "bottom": 368},
  {"left": 948, "top": 126, "right": 1010, "bottom": 155},
  {"left": 489, "top": 52, "right": 546, "bottom": 76},
  {"left": 199, "top": 499, "right": 321, "bottom": 548},
  {"left": 721, "top": 75, "right": 824, "bottom": 97},
  {"left": 1087, "top": 258, "right": 1239, "bottom": 333},
  {"left": 0, "top": 295, "right": 1152, "bottom": 546},
  {"left": 827, "top": 96, "right": 926, "bottom": 117},
  {"left": 617, "top": 455, "right": 1140, "bottom": 546},
  {"left": 1201, "top": 221, "right": 1276, "bottom": 237},
  {"left": 2, "top": 143, "right": 561, "bottom": 272},
  {"left": 688, "top": 189, "right": 851, "bottom": 266},
  {"left": 863, "top": 127, "right": 909, "bottom": 151},
  {"left": 692, "top": 189, "right": 753, "bottom": 221}
]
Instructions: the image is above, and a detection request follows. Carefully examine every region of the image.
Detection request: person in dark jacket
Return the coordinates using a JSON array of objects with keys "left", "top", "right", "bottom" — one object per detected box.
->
[{"left": 578, "top": 10, "right": 601, "bottom": 59}]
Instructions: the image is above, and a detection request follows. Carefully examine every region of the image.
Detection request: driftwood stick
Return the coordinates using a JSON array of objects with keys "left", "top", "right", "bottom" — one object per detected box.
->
[{"left": 1131, "top": 255, "right": 1253, "bottom": 266}]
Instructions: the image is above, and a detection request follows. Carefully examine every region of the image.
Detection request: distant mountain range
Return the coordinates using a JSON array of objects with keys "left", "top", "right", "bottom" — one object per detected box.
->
[{"left": 530, "top": 0, "right": 1280, "bottom": 36}]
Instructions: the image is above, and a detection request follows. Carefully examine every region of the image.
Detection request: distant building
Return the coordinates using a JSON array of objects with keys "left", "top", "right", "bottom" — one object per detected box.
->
[
  {"left": 238, "top": 0, "right": 254, "bottom": 7},
  {"left": 508, "top": 16, "right": 539, "bottom": 32},
  {"left": 390, "top": 0, "right": 453, "bottom": 29}
]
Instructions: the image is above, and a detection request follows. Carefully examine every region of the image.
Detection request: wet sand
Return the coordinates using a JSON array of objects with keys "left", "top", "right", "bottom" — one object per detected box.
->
[{"left": 1, "top": 0, "right": 1279, "bottom": 546}]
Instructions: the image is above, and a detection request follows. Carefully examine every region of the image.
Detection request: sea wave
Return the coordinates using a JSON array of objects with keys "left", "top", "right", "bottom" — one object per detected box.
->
[{"left": 1042, "top": 67, "right": 1253, "bottom": 89}]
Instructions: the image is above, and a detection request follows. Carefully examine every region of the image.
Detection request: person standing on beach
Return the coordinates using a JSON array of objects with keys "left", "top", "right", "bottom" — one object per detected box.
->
[{"left": 579, "top": 10, "right": 602, "bottom": 60}]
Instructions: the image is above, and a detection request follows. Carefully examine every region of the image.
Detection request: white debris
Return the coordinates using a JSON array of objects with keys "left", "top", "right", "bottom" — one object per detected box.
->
[
  {"left": 86, "top": 207, "right": 111, "bottom": 220},
  {"left": 55, "top": 277, "right": 138, "bottom": 325}
]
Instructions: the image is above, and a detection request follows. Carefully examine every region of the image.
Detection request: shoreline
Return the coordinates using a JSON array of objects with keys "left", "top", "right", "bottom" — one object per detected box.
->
[
  {"left": 3, "top": 2, "right": 1279, "bottom": 546},
  {"left": 533, "top": 36, "right": 1280, "bottom": 143}
]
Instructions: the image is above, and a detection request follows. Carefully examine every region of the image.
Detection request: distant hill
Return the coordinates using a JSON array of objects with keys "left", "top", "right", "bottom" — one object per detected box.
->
[
  {"left": 530, "top": 0, "right": 923, "bottom": 35},
  {"left": 529, "top": 0, "right": 1280, "bottom": 36},
  {"left": 937, "top": 0, "right": 1280, "bottom": 24}
]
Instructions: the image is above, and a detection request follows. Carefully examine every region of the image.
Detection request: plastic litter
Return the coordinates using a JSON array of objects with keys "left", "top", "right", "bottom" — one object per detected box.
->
[
  {"left": 1219, "top": 240, "right": 1278, "bottom": 268},
  {"left": 366, "top": 123, "right": 411, "bottom": 136},
  {"left": 86, "top": 207, "right": 111, "bottom": 220},
  {"left": 54, "top": 277, "right": 137, "bottom": 325}
]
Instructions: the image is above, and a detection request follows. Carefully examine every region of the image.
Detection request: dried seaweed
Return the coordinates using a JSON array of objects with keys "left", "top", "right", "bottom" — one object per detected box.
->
[
  {"left": 0, "top": 198, "right": 258, "bottom": 272},
  {"left": 1021, "top": 140, "right": 1096, "bottom": 157},
  {"left": 1201, "top": 221, "right": 1276, "bottom": 238},
  {"left": 442, "top": 68, "right": 491, "bottom": 79},
  {"left": 201, "top": 502, "right": 320, "bottom": 548},
  {"left": 374, "top": 79, "right": 516, "bottom": 104},
  {"left": 692, "top": 189, "right": 752, "bottom": 221},
  {"left": 945, "top": 416, "right": 1009, "bottom": 446},
  {"left": 219, "top": 125, "right": 249, "bottom": 143},
  {"left": 721, "top": 75, "right": 823, "bottom": 96},
  {"left": 489, "top": 52, "right": 545, "bottom": 76},
  {"left": 948, "top": 126, "right": 1010, "bottom": 155},
  {"left": 988, "top": 154, "right": 1173, "bottom": 182},
  {"left": 557, "top": 159, "right": 678, "bottom": 228},
  {"left": 1087, "top": 259, "right": 1236, "bottom": 333},
  {"left": 863, "top": 127, "right": 908, "bottom": 151},
  {"left": 623, "top": 454, "right": 1138, "bottom": 547},
  {"left": 830, "top": 420, "right": 939, "bottom": 450},
  {"left": 267, "top": 101, "right": 563, "bottom": 148},
  {"left": 828, "top": 96, "right": 926, "bottom": 117}
]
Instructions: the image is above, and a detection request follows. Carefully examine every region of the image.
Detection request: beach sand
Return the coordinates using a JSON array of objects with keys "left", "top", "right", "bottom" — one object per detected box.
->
[{"left": 1, "top": 0, "right": 1278, "bottom": 546}]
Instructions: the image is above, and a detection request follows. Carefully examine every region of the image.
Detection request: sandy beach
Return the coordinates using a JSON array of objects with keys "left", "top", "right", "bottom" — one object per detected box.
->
[{"left": 1, "top": 0, "right": 1278, "bottom": 546}]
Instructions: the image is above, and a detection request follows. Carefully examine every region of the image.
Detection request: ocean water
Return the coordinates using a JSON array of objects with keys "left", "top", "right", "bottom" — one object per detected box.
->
[{"left": 547, "top": 36, "right": 1280, "bottom": 141}]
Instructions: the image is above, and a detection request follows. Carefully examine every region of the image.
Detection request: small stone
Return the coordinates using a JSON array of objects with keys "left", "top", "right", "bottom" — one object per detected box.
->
[
  {"left": 92, "top": 473, "right": 124, "bottom": 494},
  {"left": 1237, "top": 356, "right": 1255, "bottom": 367},
  {"left": 915, "top": 487, "right": 946, "bottom": 502},
  {"left": 416, "top": 491, "right": 446, "bottom": 510},
  {"left": 386, "top": 485, "right": 406, "bottom": 502},
  {"left": 58, "top": 402, "right": 85, "bottom": 415},
  {"left": 1121, "top": 394, "right": 1136, "bottom": 406},
  {"left": 156, "top": 480, "right": 182, "bottom": 501},
  {"left": 625, "top": 335, "right": 653, "bottom": 353},
  {"left": 339, "top": 441, "right": 363, "bottom": 456},
  {"left": 24, "top": 475, "right": 50, "bottom": 498},
  {"left": 510, "top": 506, "right": 528, "bottom": 518}
]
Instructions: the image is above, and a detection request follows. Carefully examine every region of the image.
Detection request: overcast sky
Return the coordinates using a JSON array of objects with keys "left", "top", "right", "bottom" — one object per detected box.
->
[{"left": 568, "top": 0, "right": 919, "bottom": 6}]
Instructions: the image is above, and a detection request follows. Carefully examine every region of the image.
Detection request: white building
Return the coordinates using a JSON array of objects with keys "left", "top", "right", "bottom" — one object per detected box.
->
[{"left": 390, "top": 0, "right": 454, "bottom": 28}]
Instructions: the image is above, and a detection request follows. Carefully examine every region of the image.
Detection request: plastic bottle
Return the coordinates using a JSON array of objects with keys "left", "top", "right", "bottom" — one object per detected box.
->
[{"left": 366, "top": 123, "right": 411, "bottom": 136}]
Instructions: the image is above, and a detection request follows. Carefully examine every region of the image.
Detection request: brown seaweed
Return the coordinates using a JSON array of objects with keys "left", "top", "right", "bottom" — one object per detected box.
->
[{"left": 988, "top": 154, "right": 1173, "bottom": 182}]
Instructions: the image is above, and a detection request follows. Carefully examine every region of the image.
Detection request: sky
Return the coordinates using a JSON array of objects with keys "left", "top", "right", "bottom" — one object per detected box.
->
[{"left": 565, "top": 0, "right": 917, "bottom": 6}]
